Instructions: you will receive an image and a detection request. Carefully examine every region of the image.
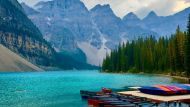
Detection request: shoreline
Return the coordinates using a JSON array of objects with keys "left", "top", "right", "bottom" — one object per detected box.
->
[{"left": 101, "top": 71, "right": 190, "bottom": 83}]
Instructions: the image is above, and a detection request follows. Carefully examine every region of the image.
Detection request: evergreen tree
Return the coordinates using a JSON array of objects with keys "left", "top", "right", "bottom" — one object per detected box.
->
[
  {"left": 185, "top": 15, "right": 190, "bottom": 77},
  {"left": 175, "top": 26, "right": 184, "bottom": 72},
  {"left": 102, "top": 15, "right": 190, "bottom": 77}
]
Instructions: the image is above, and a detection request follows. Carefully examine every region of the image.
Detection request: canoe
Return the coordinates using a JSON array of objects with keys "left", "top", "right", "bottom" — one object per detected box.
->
[
  {"left": 80, "top": 90, "right": 97, "bottom": 99},
  {"left": 102, "top": 88, "right": 112, "bottom": 93},
  {"left": 81, "top": 88, "right": 158, "bottom": 107},
  {"left": 88, "top": 98, "right": 136, "bottom": 107},
  {"left": 139, "top": 84, "right": 190, "bottom": 96},
  {"left": 80, "top": 88, "right": 112, "bottom": 99}
]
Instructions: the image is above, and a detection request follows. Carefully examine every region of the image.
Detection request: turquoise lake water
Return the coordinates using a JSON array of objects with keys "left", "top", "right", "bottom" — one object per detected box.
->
[{"left": 0, "top": 70, "right": 178, "bottom": 107}]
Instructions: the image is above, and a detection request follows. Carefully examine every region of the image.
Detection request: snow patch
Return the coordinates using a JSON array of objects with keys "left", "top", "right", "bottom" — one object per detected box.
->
[
  {"left": 34, "top": 4, "right": 43, "bottom": 10},
  {"left": 45, "top": 17, "right": 52, "bottom": 26},
  {"left": 47, "top": 22, "right": 51, "bottom": 26},
  {"left": 78, "top": 36, "right": 111, "bottom": 66},
  {"left": 46, "top": 17, "right": 52, "bottom": 21}
]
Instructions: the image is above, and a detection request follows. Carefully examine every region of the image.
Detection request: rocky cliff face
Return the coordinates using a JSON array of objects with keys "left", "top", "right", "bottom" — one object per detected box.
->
[
  {"left": 8, "top": 0, "right": 24, "bottom": 12},
  {"left": 90, "top": 4, "right": 126, "bottom": 49},
  {"left": 22, "top": 1, "right": 156, "bottom": 66},
  {"left": 0, "top": 0, "right": 56, "bottom": 66},
  {"left": 22, "top": 0, "right": 103, "bottom": 65},
  {"left": 29, "top": 0, "right": 102, "bottom": 51},
  {"left": 21, "top": 0, "right": 190, "bottom": 66},
  {"left": 0, "top": 32, "right": 55, "bottom": 65},
  {"left": 0, "top": 0, "right": 96, "bottom": 70}
]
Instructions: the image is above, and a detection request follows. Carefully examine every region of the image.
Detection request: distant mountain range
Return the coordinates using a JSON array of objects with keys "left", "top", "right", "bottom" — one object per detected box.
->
[
  {"left": 21, "top": 0, "right": 190, "bottom": 66},
  {"left": 0, "top": 0, "right": 96, "bottom": 71}
]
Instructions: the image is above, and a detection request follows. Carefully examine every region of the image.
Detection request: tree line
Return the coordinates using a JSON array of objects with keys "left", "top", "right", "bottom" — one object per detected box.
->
[{"left": 102, "top": 15, "right": 190, "bottom": 77}]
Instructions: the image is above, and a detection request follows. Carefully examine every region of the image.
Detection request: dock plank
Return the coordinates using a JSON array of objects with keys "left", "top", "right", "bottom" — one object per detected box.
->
[{"left": 118, "top": 91, "right": 190, "bottom": 102}]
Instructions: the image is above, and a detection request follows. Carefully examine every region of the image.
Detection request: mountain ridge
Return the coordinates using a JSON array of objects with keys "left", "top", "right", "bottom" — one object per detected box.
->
[
  {"left": 21, "top": 2, "right": 39, "bottom": 15},
  {"left": 22, "top": 0, "right": 190, "bottom": 66},
  {"left": 0, "top": 0, "right": 56, "bottom": 67},
  {"left": 123, "top": 12, "right": 140, "bottom": 21}
]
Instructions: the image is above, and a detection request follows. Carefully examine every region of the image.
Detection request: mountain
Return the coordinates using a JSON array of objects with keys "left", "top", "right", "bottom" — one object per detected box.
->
[
  {"left": 0, "top": 0, "right": 56, "bottom": 66},
  {"left": 0, "top": 44, "right": 43, "bottom": 72},
  {"left": 32, "top": 0, "right": 101, "bottom": 51},
  {"left": 21, "top": 2, "right": 39, "bottom": 15},
  {"left": 27, "top": 0, "right": 190, "bottom": 66},
  {"left": 122, "top": 12, "right": 158, "bottom": 40},
  {"left": 142, "top": 8, "right": 190, "bottom": 36},
  {"left": 123, "top": 9, "right": 190, "bottom": 36},
  {"left": 143, "top": 11, "right": 159, "bottom": 22},
  {"left": 0, "top": 0, "right": 95, "bottom": 70},
  {"left": 23, "top": 0, "right": 102, "bottom": 65},
  {"left": 90, "top": 4, "right": 127, "bottom": 48},
  {"left": 7, "top": 0, "right": 24, "bottom": 12},
  {"left": 122, "top": 12, "right": 141, "bottom": 27},
  {"left": 23, "top": 1, "right": 157, "bottom": 66}
]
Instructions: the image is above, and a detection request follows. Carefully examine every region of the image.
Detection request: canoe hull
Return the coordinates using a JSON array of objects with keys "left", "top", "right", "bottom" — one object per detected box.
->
[
  {"left": 139, "top": 88, "right": 174, "bottom": 96},
  {"left": 139, "top": 84, "right": 190, "bottom": 96}
]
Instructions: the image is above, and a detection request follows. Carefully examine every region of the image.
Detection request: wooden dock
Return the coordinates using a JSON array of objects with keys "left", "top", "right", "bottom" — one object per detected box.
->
[{"left": 118, "top": 91, "right": 190, "bottom": 102}]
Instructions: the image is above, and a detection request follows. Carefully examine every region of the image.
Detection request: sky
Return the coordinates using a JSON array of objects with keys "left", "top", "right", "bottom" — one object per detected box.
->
[{"left": 18, "top": 0, "right": 190, "bottom": 19}]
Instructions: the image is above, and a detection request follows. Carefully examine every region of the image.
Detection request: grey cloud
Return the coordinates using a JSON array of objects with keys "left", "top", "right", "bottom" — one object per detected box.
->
[
  {"left": 19, "top": 0, "right": 190, "bottom": 19},
  {"left": 184, "top": 0, "right": 190, "bottom": 3},
  {"left": 135, "top": 0, "right": 179, "bottom": 18},
  {"left": 18, "top": 0, "right": 51, "bottom": 6}
]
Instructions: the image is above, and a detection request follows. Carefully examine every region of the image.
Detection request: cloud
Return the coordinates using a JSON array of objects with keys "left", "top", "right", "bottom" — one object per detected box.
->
[
  {"left": 19, "top": 0, "right": 190, "bottom": 19},
  {"left": 18, "top": 0, "right": 51, "bottom": 6},
  {"left": 184, "top": 0, "right": 190, "bottom": 3},
  {"left": 81, "top": 0, "right": 152, "bottom": 18},
  {"left": 135, "top": 0, "right": 179, "bottom": 18},
  {"left": 82, "top": 0, "right": 190, "bottom": 19}
]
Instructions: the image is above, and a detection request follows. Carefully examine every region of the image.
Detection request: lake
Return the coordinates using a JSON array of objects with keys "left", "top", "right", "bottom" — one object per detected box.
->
[{"left": 0, "top": 70, "right": 178, "bottom": 107}]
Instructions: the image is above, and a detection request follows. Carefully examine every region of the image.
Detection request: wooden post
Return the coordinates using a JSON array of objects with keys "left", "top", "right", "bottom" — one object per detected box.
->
[
  {"left": 179, "top": 102, "right": 181, "bottom": 107},
  {"left": 174, "top": 101, "right": 177, "bottom": 106}
]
